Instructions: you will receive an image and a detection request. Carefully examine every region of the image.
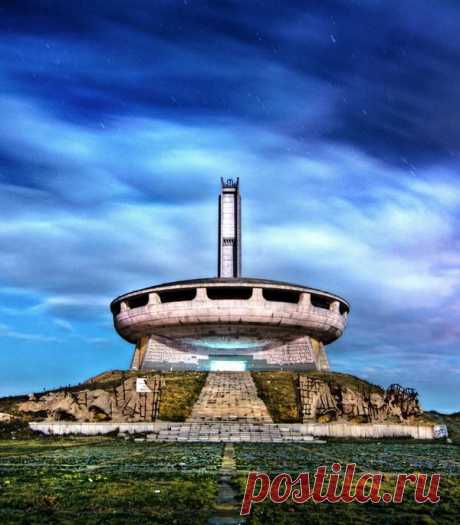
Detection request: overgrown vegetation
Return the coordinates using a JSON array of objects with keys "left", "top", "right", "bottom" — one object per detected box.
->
[
  {"left": 0, "top": 394, "right": 28, "bottom": 417},
  {"left": 76, "top": 369, "right": 208, "bottom": 421},
  {"left": 251, "top": 371, "right": 432, "bottom": 424},
  {"left": 0, "top": 438, "right": 457, "bottom": 524},
  {"left": 252, "top": 372, "right": 300, "bottom": 423},
  {"left": 0, "top": 420, "right": 35, "bottom": 440},
  {"left": 235, "top": 442, "right": 460, "bottom": 475},
  {"left": 159, "top": 372, "right": 207, "bottom": 421},
  {"left": 0, "top": 440, "right": 221, "bottom": 524},
  {"left": 305, "top": 370, "right": 384, "bottom": 395},
  {"left": 237, "top": 474, "right": 460, "bottom": 524},
  {"left": 251, "top": 371, "right": 385, "bottom": 424},
  {"left": 1, "top": 370, "right": 458, "bottom": 438},
  {"left": 234, "top": 442, "right": 460, "bottom": 524},
  {"left": 0, "top": 370, "right": 208, "bottom": 423}
]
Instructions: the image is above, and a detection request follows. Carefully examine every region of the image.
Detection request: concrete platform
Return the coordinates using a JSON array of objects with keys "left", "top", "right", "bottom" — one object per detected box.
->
[{"left": 29, "top": 421, "right": 436, "bottom": 440}]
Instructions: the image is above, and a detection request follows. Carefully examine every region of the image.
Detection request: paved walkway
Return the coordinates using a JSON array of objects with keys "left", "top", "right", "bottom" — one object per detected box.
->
[
  {"left": 208, "top": 443, "right": 245, "bottom": 525},
  {"left": 187, "top": 372, "right": 273, "bottom": 423}
]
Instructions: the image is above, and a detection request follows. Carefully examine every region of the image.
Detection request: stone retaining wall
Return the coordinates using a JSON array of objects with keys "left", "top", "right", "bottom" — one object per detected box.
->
[
  {"left": 29, "top": 421, "right": 436, "bottom": 440},
  {"left": 29, "top": 422, "right": 166, "bottom": 435},
  {"left": 301, "top": 422, "right": 435, "bottom": 440}
]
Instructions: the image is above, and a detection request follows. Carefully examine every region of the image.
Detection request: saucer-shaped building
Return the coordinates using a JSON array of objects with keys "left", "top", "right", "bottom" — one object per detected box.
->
[{"left": 111, "top": 179, "right": 349, "bottom": 371}]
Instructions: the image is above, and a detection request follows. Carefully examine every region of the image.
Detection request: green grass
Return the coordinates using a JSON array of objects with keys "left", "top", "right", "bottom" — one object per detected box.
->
[
  {"left": 0, "top": 438, "right": 458, "bottom": 524},
  {"left": 237, "top": 475, "right": 460, "bottom": 524},
  {"left": 0, "top": 439, "right": 221, "bottom": 524},
  {"left": 251, "top": 371, "right": 444, "bottom": 427},
  {"left": 305, "top": 370, "right": 384, "bottom": 395},
  {"left": 234, "top": 442, "right": 460, "bottom": 475},
  {"left": 251, "top": 371, "right": 384, "bottom": 424},
  {"left": 252, "top": 372, "right": 300, "bottom": 423},
  {"left": 234, "top": 442, "right": 460, "bottom": 524},
  {"left": 159, "top": 371, "right": 207, "bottom": 421},
  {"left": 0, "top": 370, "right": 208, "bottom": 424}
]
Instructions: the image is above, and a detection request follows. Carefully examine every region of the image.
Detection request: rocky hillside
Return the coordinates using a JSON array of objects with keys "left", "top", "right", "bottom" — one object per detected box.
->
[
  {"left": 1, "top": 371, "right": 206, "bottom": 424},
  {"left": 1, "top": 369, "right": 435, "bottom": 428},
  {"left": 253, "top": 371, "right": 430, "bottom": 425}
]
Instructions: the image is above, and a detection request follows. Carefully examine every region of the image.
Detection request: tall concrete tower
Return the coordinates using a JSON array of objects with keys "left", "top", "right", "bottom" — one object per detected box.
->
[
  {"left": 218, "top": 177, "right": 241, "bottom": 278},
  {"left": 112, "top": 175, "right": 349, "bottom": 372}
]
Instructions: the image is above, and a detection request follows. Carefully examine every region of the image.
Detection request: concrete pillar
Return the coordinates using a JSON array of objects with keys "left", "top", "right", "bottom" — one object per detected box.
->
[
  {"left": 330, "top": 300, "right": 340, "bottom": 313},
  {"left": 250, "top": 287, "right": 264, "bottom": 302},
  {"left": 131, "top": 346, "right": 140, "bottom": 370},
  {"left": 317, "top": 346, "right": 330, "bottom": 370},
  {"left": 299, "top": 292, "right": 311, "bottom": 306},
  {"left": 148, "top": 292, "right": 160, "bottom": 305},
  {"left": 131, "top": 336, "right": 149, "bottom": 370},
  {"left": 311, "top": 339, "right": 329, "bottom": 371},
  {"left": 196, "top": 287, "right": 207, "bottom": 301}
]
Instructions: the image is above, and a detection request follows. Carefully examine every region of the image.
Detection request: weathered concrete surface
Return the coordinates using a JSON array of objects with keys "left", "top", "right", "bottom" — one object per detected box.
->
[
  {"left": 114, "top": 280, "right": 348, "bottom": 345},
  {"left": 18, "top": 376, "right": 162, "bottom": 422},
  {"left": 111, "top": 278, "right": 349, "bottom": 371},
  {"left": 29, "top": 422, "right": 161, "bottom": 435},
  {"left": 110, "top": 179, "right": 349, "bottom": 372},
  {"left": 302, "top": 423, "right": 435, "bottom": 440},
  {"left": 187, "top": 372, "right": 272, "bottom": 423},
  {"left": 299, "top": 376, "right": 422, "bottom": 424},
  {"left": 218, "top": 177, "right": 241, "bottom": 278},
  {"left": 29, "top": 421, "right": 436, "bottom": 440}
]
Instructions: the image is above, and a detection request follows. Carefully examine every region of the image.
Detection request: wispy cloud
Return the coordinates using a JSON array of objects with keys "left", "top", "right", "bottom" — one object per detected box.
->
[
  {"left": 0, "top": 323, "right": 60, "bottom": 343},
  {"left": 0, "top": 1, "right": 459, "bottom": 410}
]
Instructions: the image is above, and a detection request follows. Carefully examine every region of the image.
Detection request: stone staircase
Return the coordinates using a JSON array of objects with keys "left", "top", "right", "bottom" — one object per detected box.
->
[
  {"left": 187, "top": 372, "right": 273, "bottom": 423},
  {"left": 124, "top": 372, "right": 323, "bottom": 443},
  {"left": 135, "top": 422, "right": 321, "bottom": 443}
]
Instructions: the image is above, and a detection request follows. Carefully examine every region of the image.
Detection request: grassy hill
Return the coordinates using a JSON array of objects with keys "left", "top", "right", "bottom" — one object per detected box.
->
[
  {"left": 0, "top": 370, "right": 458, "bottom": 441},
  {"left": 0, "top": 370, "right": 207, "bottom": 423},
  {"left": 252, "top": 370, "right": 439, "bottom": 427},
  {"left": 252, "top": 370, "right": 385, "bottom": 423}
]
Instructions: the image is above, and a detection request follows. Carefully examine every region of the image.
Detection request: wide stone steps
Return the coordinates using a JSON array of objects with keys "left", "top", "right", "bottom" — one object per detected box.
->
[
  {"left": 130, "top": 422, "right": 323, "bottom": 443},
  {"left": 187, "top": 372, "right": 273, "bottom": 423}
]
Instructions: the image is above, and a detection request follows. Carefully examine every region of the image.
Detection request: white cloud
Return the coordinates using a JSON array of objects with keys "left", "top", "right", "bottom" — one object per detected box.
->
[
  {"left": 0, "top": 323, "right": 60, "bottom": 343},
  {"left": 53, "top": 319, "right": 74, "bottom": 332},
  {"left": 0, "top": 93, "right": 459, "bottom": 409}
]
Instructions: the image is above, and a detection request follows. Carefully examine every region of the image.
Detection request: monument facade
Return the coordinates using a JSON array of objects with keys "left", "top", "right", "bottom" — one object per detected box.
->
[{"left": 110, "top": 179, "right": 349, "bottom": 371}]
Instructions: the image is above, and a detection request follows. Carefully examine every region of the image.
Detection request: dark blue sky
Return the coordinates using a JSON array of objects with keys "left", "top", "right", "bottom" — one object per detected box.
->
[{"left": 0, "top": 1, "right": 459, "bottom": 411}]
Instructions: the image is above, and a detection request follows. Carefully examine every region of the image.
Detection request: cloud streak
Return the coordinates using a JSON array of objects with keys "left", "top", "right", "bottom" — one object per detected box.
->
[{"left": 0, "top": 1, "right": 459, "bottom": 410}]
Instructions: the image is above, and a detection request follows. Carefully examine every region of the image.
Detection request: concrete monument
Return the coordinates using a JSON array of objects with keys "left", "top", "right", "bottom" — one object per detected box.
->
[{"left": 110, "top": 179, "right": 349, "bottom": 371}]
